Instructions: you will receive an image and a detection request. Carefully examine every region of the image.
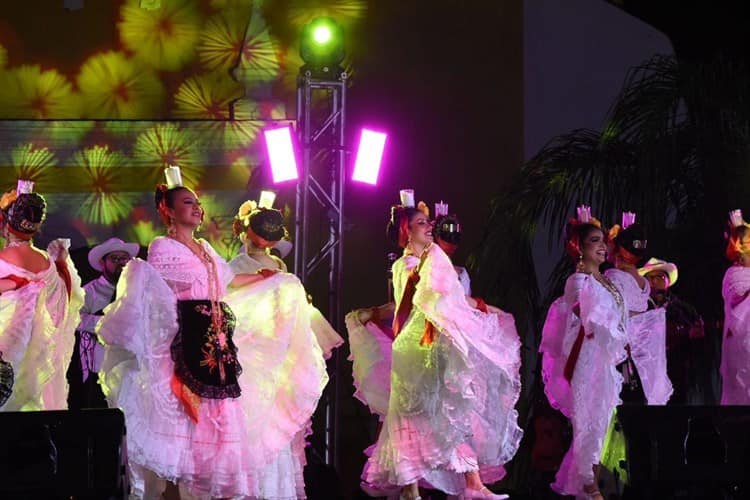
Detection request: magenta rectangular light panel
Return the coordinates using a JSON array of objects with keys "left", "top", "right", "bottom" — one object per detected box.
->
[
  {"left": 352, "top": 129, "right": 387, "bottom": 185},
  {"left": 264, "top": 126, "right": 299, "bottom": 183}
]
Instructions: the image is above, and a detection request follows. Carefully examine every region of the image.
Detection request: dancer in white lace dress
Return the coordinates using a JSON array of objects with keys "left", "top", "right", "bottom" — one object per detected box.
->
[
  {"left": 224, "top": 199, "right": 338, "bottom": 499},
  {"left": 540, "top": 207, "right": 671, "bottom": 499},
  {"left": 720, "top": 209, "right": 750, "bottom": 404},
  {"left": 0, "top": 179, "right": 83, "bottom": 411},
  {"left": 349, "top": 192, "right": 522, "bottom": 500},
  {"left": 229, "top": 199, "right": 344, "bottom": 358},
  {"left": 98, "top": 167, "right": 288, "bottom": 499}
]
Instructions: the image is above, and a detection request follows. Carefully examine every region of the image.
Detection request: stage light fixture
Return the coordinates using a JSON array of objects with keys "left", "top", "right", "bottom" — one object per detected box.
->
[
  {"left": 258, "top": 190, "right": 277, "bottom": 209},
  {"left": 300, "top": 17, "right": 345, "bottom": 76},
  {"left": 264, "top": 126, "right": 299, "bottom": 183},
  {"left": 352, "top": 129, "right": 387, "bottom": 185}
]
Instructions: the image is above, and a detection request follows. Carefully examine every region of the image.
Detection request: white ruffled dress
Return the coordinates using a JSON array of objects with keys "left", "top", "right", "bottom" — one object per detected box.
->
[
  {"left": 540, "top": 270, "right": 672, "bottom": 496},
  {"left": 0, "top": 239, "right": 83, "bottom": 411},
  {"left": 99, "top": 237, "right": 328, "bottom": 499},
  {"left": 720, "top": 265, "right": 750, "bottom": 404},
  {"left": 348, "top": 244, "right": 523, "bottom": 495},
  {"left": 99, "top": 237, "right": 252, "bottom": 499},
  {"left": 227, "top": 252, "right": 335, "bottom": 500},
  {"left": 230, "top": 252, "right": 344, "bottom": 359}
]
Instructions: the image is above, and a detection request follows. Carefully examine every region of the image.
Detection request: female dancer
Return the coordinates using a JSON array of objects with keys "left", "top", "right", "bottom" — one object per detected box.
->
[
  {"left": 224, "top": 199, "right": 338, "bottom": 498},
  {"left": 98, "top": 167, "right": 281, "bottom": 499},
  {"left": 720, "top": 209, "right": 750, "bottom": 404},
  {"left": 540, "top": 207, "right": 671, "bottom": 499},
  {"left": 349, "top": 192, "right": 522, "bottom": 500},
  {"left": 230, "top": 199, "right": 344, "bottom": 357},
  {"left": 433, "top": 207, "right": 471, "bottom": 296},
  {"left": 0, "top": 179, "right": 83, "bottom": 411}
]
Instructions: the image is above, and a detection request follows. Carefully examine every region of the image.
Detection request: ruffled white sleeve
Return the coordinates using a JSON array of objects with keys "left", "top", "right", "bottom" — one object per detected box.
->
[
  {"left": 540, "top": 273, "right": 587, "bottom": 417},
  {"left": 345, "top": 311, "right": 393, "bottom": 418},
  {"left": 98, "top": 259, "right": 178, "bottom": 405},
  {"left": 414, "top": 246, "right": 520, "bottom": 370},
  {"left": 628, "top": 307, "right": 672, "bottom": 404},
  {"left": 230, "top": 253, "right": 343, "bottom": 359},
  {"left": 43, "top": 239, "right": 85, "bottom": 409},
  {"left": 413, "top": 245, "right": 523, "bottom": 465},
  {"left": 604, "top": 268, "right": 671, "bottom": 404}
]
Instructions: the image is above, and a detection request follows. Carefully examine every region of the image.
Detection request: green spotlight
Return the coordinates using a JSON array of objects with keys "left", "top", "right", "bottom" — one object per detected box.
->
[
  {"left": 313, "top": 25, "right": 332, "bottom": 45},
  {"left": 300, "top": 17, "right": 344, "bottom": 77}
]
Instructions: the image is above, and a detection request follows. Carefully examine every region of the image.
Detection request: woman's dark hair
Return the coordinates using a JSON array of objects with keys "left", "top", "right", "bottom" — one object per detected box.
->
[
  {"left": 4, "top": 193, "right": 46, "bottom": 237},
  {"left": 386, "top": 205, "right": 424, "bottom": 248},
  {"left": 565, "top": 222, "right": 603, "bottom": 261},
  {"left": 434, "top": 214, "right": 461, "bottom": 245},
  {"left": 247, "top": 208, "right": 287, "bottom": 242},
  {"left": 154, "top": 185, "right": 193, "bottom": 226},
  {"left": 612, "top": 223, "right": 648, "bottom": 263}
]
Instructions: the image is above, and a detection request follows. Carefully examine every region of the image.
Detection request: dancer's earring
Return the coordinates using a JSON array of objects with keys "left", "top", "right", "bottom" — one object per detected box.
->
[{"left": 576, "top": 253, "right": 585, "bottom": 273}]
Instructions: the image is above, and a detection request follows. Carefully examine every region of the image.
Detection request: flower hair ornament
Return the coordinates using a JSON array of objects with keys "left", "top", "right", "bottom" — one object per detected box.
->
[
  {"left": 0, "top": 190, "right": 18, "bottom": 212},
  {"left": 726, "top": 209, "right": 750, "bottom": 262},
  {"left": 236, "top": 200, "right": 258, "bottom": 228}
]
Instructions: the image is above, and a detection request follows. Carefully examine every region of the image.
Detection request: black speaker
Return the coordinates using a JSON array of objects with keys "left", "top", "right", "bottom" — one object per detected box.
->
[
  {"left": 617, "top": 405, "right": 750, "bottom": 498},
  {"left": 0, "top": 409, "right": 127, "bottom": 499}
]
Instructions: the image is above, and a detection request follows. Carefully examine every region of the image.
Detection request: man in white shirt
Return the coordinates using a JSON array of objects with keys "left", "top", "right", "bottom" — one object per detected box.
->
[{"left": 66, "top": 237, "right": 139, "bottom": 409}]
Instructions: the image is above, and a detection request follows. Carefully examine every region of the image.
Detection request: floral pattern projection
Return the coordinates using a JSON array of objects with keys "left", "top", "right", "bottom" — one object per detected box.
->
[{"left": 0, "top": 0, "right": 365, "bottom": 263}]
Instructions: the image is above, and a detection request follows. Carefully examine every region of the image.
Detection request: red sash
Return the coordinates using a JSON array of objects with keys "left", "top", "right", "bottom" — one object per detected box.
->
[
  {"left": 54, "top": 258, "right": 72, "bottom": 301},
  {"left": 563, "top": 326, "right": 586, "bottom": 382},
  {"left": 392, "top": 248, "right": 437, "bottom": 346}
]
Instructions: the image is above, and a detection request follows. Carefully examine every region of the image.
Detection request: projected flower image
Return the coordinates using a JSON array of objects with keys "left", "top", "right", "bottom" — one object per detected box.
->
[
  {"left": 69, "top": 145, "right": 136, "bottom": 225},
  {"left": 0, "top": 66, "right": 80, "bottom": 119},
  {"left": 118, "top": 0, "right": 202, "bottom": 72},
  {"left": 77, "top": 51, "right": 166, "bottom": 118}
]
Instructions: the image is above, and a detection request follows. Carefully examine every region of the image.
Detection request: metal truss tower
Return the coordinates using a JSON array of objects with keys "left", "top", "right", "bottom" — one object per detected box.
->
[{"left": 294, "top": 69, "right": 347, "bottom": 468}]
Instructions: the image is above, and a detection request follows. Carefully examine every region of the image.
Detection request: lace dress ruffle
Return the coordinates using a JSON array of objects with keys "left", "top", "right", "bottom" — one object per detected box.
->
[
  {"left": 721, "top": 266, "right": 750, "bottom": 404},
  {"left": 0, "top": 239, "right": 82, "bottom": 411},
  {"left": 230, "top": 253, "right": 344, "bottom": 359},
  {"left": 346, "top": 312, "right": 392, "bottom": 419},
  {"left": 356, "top": 245, "right": 522, "bottom": 495},
  {"left": 225, "top": 271, "right": 329, "bottom": 500},
  {"left": 98, "top": 259, "right": 257, "bottom": 499}
]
